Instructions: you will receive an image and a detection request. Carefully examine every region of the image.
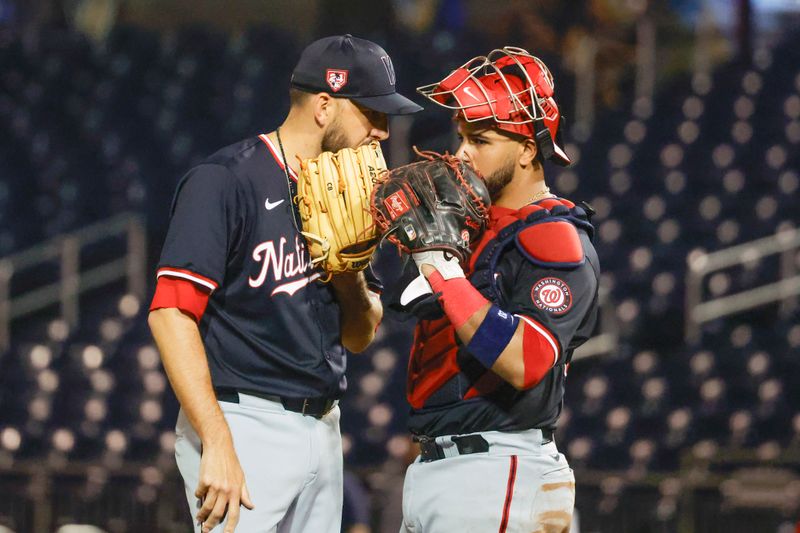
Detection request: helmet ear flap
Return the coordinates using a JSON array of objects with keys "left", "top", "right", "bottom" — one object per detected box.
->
[
  {"left": 532, "top": 110, "right": 571, "bottom": 167},
  {"left": 533, "top": 119, "right": 555, "bottom": 161}
]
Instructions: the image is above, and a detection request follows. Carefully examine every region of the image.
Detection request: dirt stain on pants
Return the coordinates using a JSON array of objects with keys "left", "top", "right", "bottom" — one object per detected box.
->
[{"left": 530, "top": 480, "right": 575, "bottom": 533}]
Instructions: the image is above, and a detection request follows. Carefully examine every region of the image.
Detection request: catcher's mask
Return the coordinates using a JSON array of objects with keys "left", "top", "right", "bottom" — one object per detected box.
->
[{"left": 416, "top": 46, "right": 571, "bottom": 166}]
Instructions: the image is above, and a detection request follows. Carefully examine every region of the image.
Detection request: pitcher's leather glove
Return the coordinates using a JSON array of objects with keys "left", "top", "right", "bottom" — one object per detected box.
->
[{"left": 296, "top": 142, "right": 387, "bottom": 279}]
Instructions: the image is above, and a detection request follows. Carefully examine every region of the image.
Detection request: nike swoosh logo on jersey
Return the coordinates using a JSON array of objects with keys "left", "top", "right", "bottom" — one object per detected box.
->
[
  {"left": 264, "top": 198, "right": 285, "bottom": 210},
  {"left": 271, "top": 272, "right": 322, "bottom": 297}
]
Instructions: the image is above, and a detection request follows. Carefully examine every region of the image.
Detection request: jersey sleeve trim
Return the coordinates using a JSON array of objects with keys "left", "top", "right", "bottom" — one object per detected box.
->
[
  {"left": 157, "top": 267, "right": 218, "bottom": 292},
  {"left": 150, "top": 276, "right": 211, "bottom": 322},
  {"left": 258, "top": 134, "right": 299, "bottom": 181},
  {"left": 514, "top": 314, "right": 559, "bottom": 367}
]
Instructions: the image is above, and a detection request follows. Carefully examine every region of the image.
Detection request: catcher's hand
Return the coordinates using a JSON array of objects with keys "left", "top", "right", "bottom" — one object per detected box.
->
[
  {"left": 371, "top": 150, "right": 491, "bottom": 266},
  {"left": 296, "top": 142, "right": 387, "bottom": 279}
]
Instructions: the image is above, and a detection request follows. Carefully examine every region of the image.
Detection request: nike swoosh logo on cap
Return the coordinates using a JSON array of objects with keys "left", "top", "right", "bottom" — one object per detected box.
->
[{"left": 265, "top": 198, "right": 285, "bottom": 210}]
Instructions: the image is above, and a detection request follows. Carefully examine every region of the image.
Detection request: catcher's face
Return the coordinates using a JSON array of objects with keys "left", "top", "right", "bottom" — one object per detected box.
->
[
  {"left": 324, "top": 99, "right": 389, "bottom": 152},
  {"left": 455, "top": 120, "right": 522, "bottom": 201}
]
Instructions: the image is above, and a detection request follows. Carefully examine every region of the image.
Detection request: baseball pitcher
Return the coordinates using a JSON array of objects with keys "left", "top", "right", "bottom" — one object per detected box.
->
[{"left": 149, "top": 35, "right": 421, "bottom": 533}]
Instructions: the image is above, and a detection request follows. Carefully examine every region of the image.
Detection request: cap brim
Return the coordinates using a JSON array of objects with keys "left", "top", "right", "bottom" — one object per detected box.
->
[{"left": 352, "top": 92, "right": 423, "bottom": 115}]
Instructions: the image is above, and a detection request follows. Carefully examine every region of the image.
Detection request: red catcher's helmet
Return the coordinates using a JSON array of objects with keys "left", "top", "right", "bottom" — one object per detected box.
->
[{"left": 417, "top": 47, "right": 571, "bottom": 166}]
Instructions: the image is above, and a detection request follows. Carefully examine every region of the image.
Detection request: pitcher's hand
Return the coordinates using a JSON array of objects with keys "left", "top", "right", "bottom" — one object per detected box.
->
[{"left": 195, "top": 433, "right": 254, "bottom": 532}]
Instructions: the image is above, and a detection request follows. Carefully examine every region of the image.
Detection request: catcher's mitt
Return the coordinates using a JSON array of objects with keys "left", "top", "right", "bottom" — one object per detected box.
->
[
  {"left": 371, "top": 150, "right": 490, "bottom": 265},
  {"left": 296, "top": 141, "right": 387, "bottom": 279}
]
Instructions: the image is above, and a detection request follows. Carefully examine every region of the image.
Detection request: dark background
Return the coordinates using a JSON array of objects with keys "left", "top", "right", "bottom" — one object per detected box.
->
[{"left": 0, "top": 1, "right": 799, "bottom": 532}]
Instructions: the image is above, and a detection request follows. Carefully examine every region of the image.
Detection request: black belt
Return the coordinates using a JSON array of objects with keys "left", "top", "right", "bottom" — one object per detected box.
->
[
  {"left": 215, "top": 388, "right": 337, "bottom": 418},
  {"left": 416, "top": 429, "right": 554, "bottom": 462}
]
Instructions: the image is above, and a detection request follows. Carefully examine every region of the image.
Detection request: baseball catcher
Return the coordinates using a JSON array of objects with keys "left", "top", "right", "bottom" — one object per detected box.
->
[
  {"left": 296, "top": 141, "right": 387, "bottom": 279},
  {"left": 390, "top": 46, "right": 601, "bottom": 533}
]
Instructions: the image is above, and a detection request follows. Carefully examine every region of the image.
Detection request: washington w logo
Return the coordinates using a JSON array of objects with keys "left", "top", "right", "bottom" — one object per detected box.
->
[{"left": 381, "top": 55, "right": 396, "bottom": 86}]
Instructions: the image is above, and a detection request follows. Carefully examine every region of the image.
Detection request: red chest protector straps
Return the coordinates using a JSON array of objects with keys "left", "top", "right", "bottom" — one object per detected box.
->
[{"left": 407, "top": 198, "right": 594, "bottom": 408}]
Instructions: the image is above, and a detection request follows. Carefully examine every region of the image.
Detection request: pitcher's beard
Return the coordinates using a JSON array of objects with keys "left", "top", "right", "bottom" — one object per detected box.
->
[{"left": 321, "top": 118, "right": 351, "bottom": 153}]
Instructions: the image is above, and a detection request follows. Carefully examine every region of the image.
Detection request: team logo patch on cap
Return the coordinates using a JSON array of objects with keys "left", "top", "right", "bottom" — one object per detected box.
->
[
  {"left": 380, "top": 55, "right": 396, "bottom": 86},
  {"left": 384, "top": 190, "right": 411, "bottom": 220},
  {"left": 531, "top": 277, "right": 572, "bottom": 315},
  {"left": 326, "top": 69, "right": 349, "bottom": 92}
]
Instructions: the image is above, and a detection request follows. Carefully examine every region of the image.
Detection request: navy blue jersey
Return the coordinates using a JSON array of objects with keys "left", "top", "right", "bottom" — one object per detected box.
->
[
  {"left": 156, "top": 135, "right": 381, "bottom": 399},
  {"left": 406, "top": 199, "right": 600, "bottom": 437}
]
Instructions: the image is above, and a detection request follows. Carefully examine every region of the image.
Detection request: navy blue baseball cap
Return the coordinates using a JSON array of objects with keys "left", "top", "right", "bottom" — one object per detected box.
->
[{"left": 291, "top": 34, "right": 423, "bottom": 115}]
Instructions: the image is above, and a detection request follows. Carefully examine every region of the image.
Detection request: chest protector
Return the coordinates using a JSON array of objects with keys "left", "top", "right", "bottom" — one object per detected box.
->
[{"left": 407, "top": 198, "right": 594, "bottom": 409}]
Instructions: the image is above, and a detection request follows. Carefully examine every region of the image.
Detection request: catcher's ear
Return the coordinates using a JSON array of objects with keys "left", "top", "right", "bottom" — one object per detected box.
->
[{"left": 519, "top": 137, "right": 539, "bottom": 168}]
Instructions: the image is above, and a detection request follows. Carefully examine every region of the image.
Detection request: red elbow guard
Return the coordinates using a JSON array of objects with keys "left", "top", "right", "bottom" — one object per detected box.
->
[{"left": 519, "top": 315, "right": 561, "bottom": 388}]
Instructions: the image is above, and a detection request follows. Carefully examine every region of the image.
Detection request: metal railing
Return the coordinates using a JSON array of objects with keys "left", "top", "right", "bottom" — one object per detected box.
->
[
  {"left": 0, "top": 212, "right": 147, "bottom": 351},
  {"left": 1, "top": 449, "right": 797, "bottom": 533},
  {"left": 685, "top": 228, "right": 800, "bottom": 343},
  {"left": 573, "top": 284, "right": 618, "bottom": 361}
]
